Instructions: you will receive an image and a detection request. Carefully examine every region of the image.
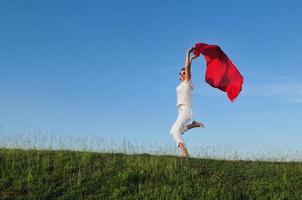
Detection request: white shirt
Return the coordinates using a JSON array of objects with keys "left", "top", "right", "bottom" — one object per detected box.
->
[{"left": 176, "top": 79, "right": 194, "bottom": 107}]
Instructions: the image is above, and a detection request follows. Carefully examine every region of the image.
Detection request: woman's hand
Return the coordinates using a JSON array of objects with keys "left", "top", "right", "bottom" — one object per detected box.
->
[
  {"left": 187, "top": 46, "right": 198, "bottom": 62},
  {"left": 187, "top": 46, "right": 194, "bottom": 54}
]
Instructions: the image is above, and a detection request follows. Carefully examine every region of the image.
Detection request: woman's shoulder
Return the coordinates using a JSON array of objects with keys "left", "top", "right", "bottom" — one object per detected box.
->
[
  {"left": 184, "top": 79, "right": 193, "bottom": 84},
  {"left": 184, "top": 79, "right": 194, "bottom": 89}
]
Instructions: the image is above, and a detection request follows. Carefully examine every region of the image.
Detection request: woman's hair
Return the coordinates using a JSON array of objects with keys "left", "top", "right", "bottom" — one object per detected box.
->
[{"left": 180, "top": 67, "right": 185, "bottom": 71}]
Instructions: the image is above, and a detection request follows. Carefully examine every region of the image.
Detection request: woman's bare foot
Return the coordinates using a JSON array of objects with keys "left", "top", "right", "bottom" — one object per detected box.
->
[
  {"left": 185, "top": 121, "right": 205, "bottom": 131},
  {"left": 192, "top": 120, "right": 205, "bottom": 128}
]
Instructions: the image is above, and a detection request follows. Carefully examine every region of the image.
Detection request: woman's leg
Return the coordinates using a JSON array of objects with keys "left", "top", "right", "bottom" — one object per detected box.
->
[
  {"left": 178, "top": 143, "right": 189, "bottom": 157},
  {"left": 170, "top": 105, "right": 193, "bottom": 157},
  {"left": 171, "top": 133, "right": 188, "bottom": 156}
]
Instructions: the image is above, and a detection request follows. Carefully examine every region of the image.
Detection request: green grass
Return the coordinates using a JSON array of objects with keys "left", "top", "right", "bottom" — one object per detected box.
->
[{"left": 1, "top": 148, "right": 302, "bottom": 199}]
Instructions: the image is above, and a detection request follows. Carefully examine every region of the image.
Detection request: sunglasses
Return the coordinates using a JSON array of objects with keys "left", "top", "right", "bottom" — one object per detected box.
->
[{"left": 179, "top": 72, "right": 185, "bottom": 75}]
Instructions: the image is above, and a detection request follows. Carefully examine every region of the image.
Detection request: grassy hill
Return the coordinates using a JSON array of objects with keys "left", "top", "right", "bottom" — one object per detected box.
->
[{"left": 1, "top": 148, "right": 302, "bottom": 199}]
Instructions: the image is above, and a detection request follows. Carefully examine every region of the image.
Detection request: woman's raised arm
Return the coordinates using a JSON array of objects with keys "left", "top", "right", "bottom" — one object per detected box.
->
[{"left": 184, "top": 47, "right": 195, "bottom": 82}]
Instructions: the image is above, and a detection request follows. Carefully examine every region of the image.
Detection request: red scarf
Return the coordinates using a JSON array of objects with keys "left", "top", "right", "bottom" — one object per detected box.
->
[{"left": 193, "top": 43, "right": 244, "bottom": 101}]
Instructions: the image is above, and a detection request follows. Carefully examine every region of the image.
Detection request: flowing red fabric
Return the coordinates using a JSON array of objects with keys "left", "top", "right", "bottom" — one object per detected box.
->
[{"left": 193, "top": 43, "right": 244, "bottom": 101}]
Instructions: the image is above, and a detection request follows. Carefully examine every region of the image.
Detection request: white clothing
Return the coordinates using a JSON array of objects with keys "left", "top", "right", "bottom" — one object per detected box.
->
[
  {"left": 176, "top": 80, "right": 194, "bottom": 107},
  {"left": 170, "top": 104, "right": 193, "bottom": 147}
]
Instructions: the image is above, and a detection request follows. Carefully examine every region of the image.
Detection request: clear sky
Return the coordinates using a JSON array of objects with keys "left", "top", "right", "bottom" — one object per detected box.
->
[{"left": 1, "top": 0, "right": 302, "bottom": 158}]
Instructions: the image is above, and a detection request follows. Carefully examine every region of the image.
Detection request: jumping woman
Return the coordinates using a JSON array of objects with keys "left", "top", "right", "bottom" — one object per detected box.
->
[{"left": 170, "top": 46, "right": 205, "bottom": 157}]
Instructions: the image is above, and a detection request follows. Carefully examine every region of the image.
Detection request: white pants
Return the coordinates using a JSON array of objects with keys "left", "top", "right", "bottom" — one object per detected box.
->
[{"left": 170, "top": 104, "right": 193, "bottom": 147}]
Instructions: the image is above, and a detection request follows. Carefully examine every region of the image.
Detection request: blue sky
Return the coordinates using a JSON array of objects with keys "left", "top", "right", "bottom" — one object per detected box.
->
[{"left": 1, "top": 0, "right": 302, "bottom": 158}]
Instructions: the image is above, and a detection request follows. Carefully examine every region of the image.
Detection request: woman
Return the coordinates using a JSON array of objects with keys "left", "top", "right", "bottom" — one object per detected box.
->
[{"left": 170, "top": 46, "right": 205, "bottom": 157}]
